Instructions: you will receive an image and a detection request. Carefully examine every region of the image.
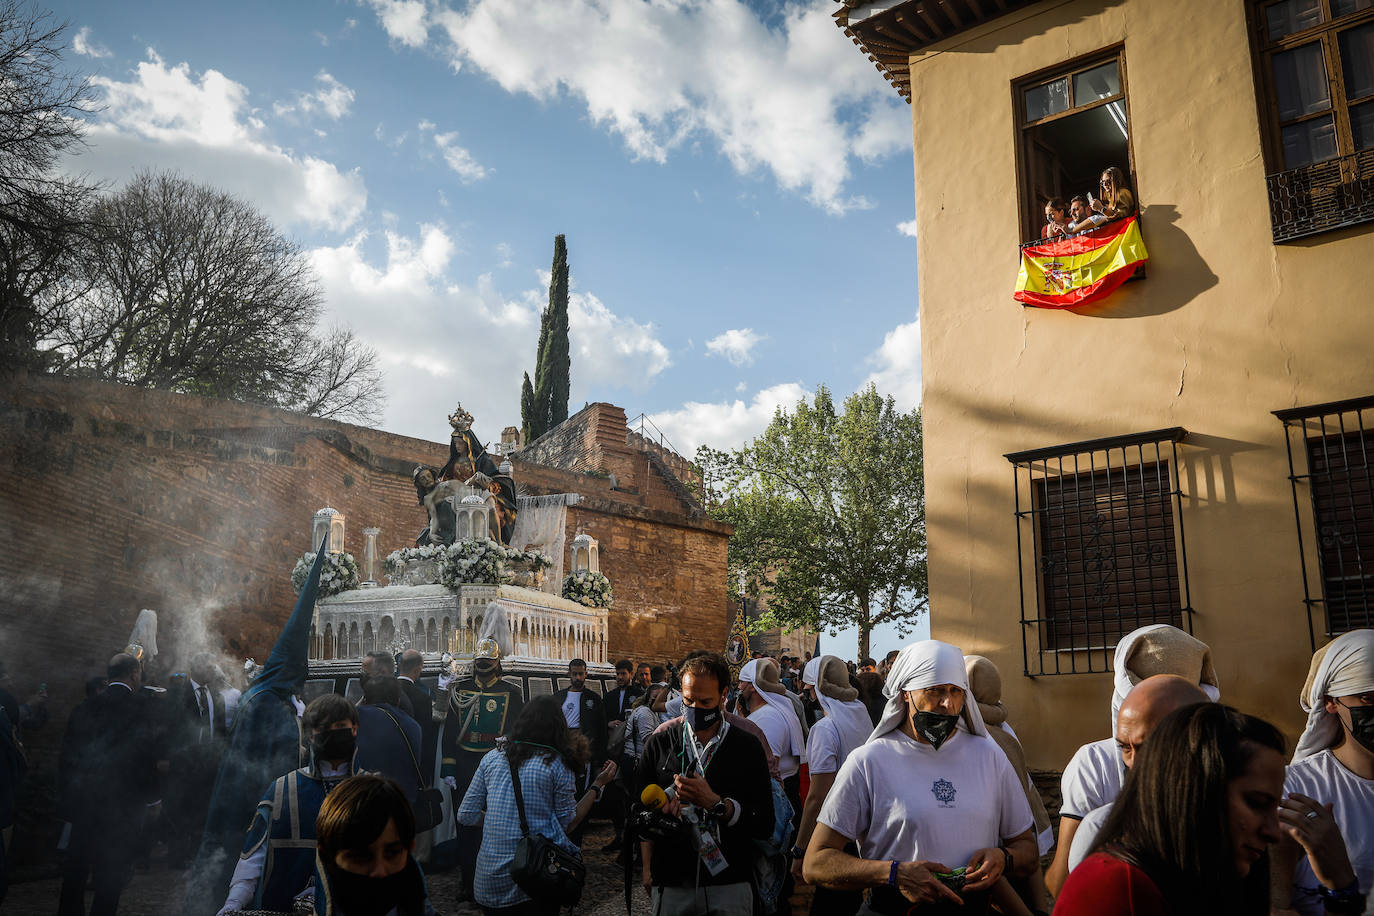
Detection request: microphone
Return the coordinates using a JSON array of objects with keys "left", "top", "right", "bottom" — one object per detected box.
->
[{"left": 640, "top": 783, "right": 677, "bottom": 810}]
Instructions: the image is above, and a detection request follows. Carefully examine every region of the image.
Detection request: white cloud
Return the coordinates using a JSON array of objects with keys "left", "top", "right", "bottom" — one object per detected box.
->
[
  {"left": 73, "top": 26, "right": 111, "bottom": 58},
  {"left": 309, "top": 225, "right": 670, "bottom": 440},
  {"left": 80, "top": 52, "right": 367, "bottom": 232},
  {"left": 277, "top": 71, "right": 356, "bottom": 120},
  {"left": 368, "top": 0, "right": 428, "bottom": 47},
  {"left": 705, "top": 328, "right": 765, "bottom": 367},
  {"left": 649, "top": 383, "right": 811, "bottom": 456},
  {"left": 426, "top": 0, "right": 909, "bottom": 214},
  {"left": 864, "top": 316, "right": 921, "bottom": 410},
  {"left": 896, "top": 219, "right": 918, "bottom": 238},
  {"left": 433, "top": 131, "right": 487, "bottom": 182}
]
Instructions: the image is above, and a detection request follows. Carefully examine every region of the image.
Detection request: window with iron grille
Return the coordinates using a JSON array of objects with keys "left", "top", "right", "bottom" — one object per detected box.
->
[
  {"left": 1274, "top": 395, "right": 1374, "bottom": 646},
  {"left": 1246, "top": 0, "right": 1374, "bottom": 241},
  {"left": 1007, "top": 429, "right": 1193, "bottom": 676}
]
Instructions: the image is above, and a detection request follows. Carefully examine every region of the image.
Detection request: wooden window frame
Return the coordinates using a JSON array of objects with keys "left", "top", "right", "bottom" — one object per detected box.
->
[
  {"left": 1246, "top": 0, "right": 1374, "bottom": 175},
  {"left": 1012, "top": 45, "right": 1138, "bottom": 243}
]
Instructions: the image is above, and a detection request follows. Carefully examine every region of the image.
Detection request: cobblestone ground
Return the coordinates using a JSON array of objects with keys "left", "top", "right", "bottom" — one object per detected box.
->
[{"left": 4, "top": 822, "right": 654, "bottom": 916}]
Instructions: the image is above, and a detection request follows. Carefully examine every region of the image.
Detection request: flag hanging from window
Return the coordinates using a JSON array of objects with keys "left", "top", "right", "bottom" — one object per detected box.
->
[{"left": 1014, "top": 216, "right": 1148, "bottom": 309}]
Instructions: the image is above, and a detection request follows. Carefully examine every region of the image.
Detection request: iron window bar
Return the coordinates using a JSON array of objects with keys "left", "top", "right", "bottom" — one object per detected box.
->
[
  {"left": 1006, "top": 428, "right": 1193, "bottom": 677},
  {"left": 1266, "top": 149, "right": 1374, "bottom": 244},
  {"left": 1273, "top": 395, "right": 1374, "bottom": 649}
]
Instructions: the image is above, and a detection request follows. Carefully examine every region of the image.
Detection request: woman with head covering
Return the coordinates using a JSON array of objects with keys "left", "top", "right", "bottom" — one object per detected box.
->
[
  {"left": 1047, "top": 624, "right": 1220, "bottom": 896},
  {"left": 804, "top": 641, "right": 1037, "bottom": 914},
  {"left": 793, "top": 656, "right": 874, "bottom": 915},
  {"left": 1272, "top": 629, "right": 1373, "bottom": 916},
  {"left": 1054, "top": 704, "right": 1285, "bottom": 916}
]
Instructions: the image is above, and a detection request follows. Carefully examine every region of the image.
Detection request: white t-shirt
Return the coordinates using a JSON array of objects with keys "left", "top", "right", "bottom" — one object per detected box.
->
[
  {"left": 1059, "top": 737, "right": 1124, "bottom": 819},
  {"left": 562, "top": 690, "right": 581, "bottom": 729},
  {"left": 806, "top": 718, "right": 844, "bottom": 775},
  {"left": 1284, "top": 749, "right": 1374, "bottom": 916},
  {"left": 1067, "top": 803, "right": 1112, "bottom": 871},
  {"left": 818, "top": 729, "right": 1034, "bottom": 869},
  {"left": 750, "top": 703, "right": 800, "bottom": 778}
]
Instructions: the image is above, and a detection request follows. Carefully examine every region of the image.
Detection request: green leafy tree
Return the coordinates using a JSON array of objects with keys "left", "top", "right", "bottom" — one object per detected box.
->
[
  {"left": 698, "top": 384, "right": 926, "bottom": 659},
  {"left": 521, "top": 233, "right": 570, "bottom": 442}
]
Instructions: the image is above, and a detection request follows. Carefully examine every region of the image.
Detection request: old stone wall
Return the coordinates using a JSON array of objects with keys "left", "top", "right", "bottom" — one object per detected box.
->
[{"left": 0, "top": 373, "right": 729, "bottom": 793}]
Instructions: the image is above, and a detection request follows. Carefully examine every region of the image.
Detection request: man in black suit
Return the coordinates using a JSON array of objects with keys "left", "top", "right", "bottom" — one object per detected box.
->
[
  {"left": 554, "top": 658, "right": 606, "bottom": 844},
  {"left": 396, "top": 649, "right": 436, "bottom": 783},
  {"left": 58, "top": 653, "right": 164, "bottom": 916},
  {"left": 362, "top": 651, "right": 414, "bottom": 717},
  {"left": 600, "top": 658, "right": 641, "bottom": 851},
  {"left": 164, "top": 652, "right": 227, "bottom": 868}
]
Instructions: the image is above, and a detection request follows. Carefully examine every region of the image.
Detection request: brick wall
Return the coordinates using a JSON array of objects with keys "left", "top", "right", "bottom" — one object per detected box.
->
[{"left": 0, "top": 373, "right": 730, "bottom": 790}]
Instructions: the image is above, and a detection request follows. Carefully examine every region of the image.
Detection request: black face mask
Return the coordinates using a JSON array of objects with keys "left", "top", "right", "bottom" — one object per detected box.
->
[
  {"left": 313, "top": 728, "right": 356, "bottom": 763},
  {"left": 325, "top": 865, "right": 409, "bottom": 916},
  {"left": 911, "top": 710, "right": 960, "bottom": 750},
  {"left": 1339, "top": 701, "right": 1374, "bottom": 754},
  {"left": 686, "top": 704, "right": 722, "bottom": 733},
  {"left": 474, "top": 659, "right": 497, "bottom": 676}
]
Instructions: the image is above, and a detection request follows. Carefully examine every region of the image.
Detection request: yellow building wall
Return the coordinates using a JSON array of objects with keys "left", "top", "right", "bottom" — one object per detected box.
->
[{"left": 905, "top": 0, "right": 1374, "bottom": 769}]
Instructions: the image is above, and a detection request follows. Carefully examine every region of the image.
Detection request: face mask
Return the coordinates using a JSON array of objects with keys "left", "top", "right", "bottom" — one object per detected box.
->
[
  {"left": 686, "top": 704, "right": 722, "bottom": 733},
  {"left": 474, "top": 659, "right": 497, "bottom": 676},
  {"left": 911, "top": 709, "right": 960, "bottom": 750},
  {"left": 1339, "top": 702, "right": 1374, "bottom": 754},
  {"left": 325, "top": 865, "right": 409, "bottom": 916},
  {"left": 313, "top": 728, "right": 356, "bottom": 762}
]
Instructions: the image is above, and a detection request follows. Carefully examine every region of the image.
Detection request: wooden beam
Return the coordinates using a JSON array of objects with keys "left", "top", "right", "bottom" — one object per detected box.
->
[
  {"left": 914, "top": 3, "right": 947, "bottom": 37},
  {"left": 966, "top": 0, "right": 987, "bottom": 19},
  {"left": 865, "top": 27, "right": 917, "bottom": 53},
  {"left": 991, "top": 0, "right": 1008, "bottom": 10},
  {"left": 939, "top": 0, "right": 964, "bottom": 29},
  {"left": 893, "top": 13, "right": 933, "bottom": 43}
]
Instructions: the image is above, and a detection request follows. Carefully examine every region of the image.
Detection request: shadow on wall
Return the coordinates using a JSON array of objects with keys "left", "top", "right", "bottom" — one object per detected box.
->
[
  {"left": 1072, "top": 204, "right": 1219, "bottom": 319},
  {"left": 935, "top": 0, "right": 1128, "bottom": 56}
]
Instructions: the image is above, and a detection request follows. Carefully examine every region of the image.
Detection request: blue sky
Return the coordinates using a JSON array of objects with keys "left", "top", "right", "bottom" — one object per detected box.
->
[{"left": 56, "top": 0, "right": 924, "bottom": 655}]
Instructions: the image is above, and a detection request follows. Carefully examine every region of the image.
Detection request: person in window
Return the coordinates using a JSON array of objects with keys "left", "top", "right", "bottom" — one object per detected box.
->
[
  {"left": 1042, "top": 198, "right": 1071, "bottom": 239},
  {"left": 1066, "top": 195, "right": 1092, "bottom": 233},
  {"left": 1073, "top": 167, "right": 1136, "bottom": 233},
  {"left": 1053, "top": 703, "right": 1286, "bottom": 916}
]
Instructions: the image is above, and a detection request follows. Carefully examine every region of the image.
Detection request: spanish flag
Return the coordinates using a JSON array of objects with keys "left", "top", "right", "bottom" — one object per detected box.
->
[{"left": 1014, "top": 216, "right": 1148, "bottom": 309}]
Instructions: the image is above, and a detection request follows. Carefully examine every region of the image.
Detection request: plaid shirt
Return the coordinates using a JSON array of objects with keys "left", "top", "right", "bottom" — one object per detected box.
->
[{"left": 456, "top": 747, "right": 581, "bottom": 908}]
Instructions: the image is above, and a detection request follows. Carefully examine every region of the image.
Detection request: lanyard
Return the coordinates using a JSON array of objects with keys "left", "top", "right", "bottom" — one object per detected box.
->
[{"left": 682, "top": 719, "right": 729, "bottom": 777}]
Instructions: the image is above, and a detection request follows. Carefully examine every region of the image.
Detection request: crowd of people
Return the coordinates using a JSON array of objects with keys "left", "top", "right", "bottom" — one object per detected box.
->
[
  {"left": 1039, "top": 166, "right": 1136, "bottom": 240},
  {"left": 4, "top": 595, "right": 1372, "bottom": 916}
]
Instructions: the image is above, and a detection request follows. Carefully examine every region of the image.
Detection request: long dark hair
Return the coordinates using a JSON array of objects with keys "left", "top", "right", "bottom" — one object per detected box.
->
[
  {"left": 505, "top": 694, "right": 589, "bottom": 771},
  {"left": 1089, "top": 703, "right": 1285, "bottom": 914}
]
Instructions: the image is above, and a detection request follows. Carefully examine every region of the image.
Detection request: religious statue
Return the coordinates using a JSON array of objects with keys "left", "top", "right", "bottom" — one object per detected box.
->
[
  {"left": 434, "top": 403, "right": 518, "bottom": 544},
  {"left": 412, "top": 464, "right": 463, "bottom": 546}
]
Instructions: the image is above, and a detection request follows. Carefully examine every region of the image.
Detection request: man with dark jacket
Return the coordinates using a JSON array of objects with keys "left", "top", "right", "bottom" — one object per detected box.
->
[
  {"left": 634, "top": 652, "right": 774, "bottom": 915},
  {"left": 356, "top": 676, "right": 424, "bottom": 804},
  {"left": 164, "top": 652, "right": 228, "bottom": 868},
  {"left": 601, "top": 659, "right": 642, "bottom": 851},
  {"left": 58, "top": 653, "right": 164, "bottom": 916},
  {"left": 396, "top": 650, "right": 436, "bottom": 782},
  {"left": 554, "top": 658, "right": 607, "bottom": 844}
]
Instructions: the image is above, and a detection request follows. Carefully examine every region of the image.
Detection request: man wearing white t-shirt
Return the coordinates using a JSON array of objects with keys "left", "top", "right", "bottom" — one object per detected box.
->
[
  {"left": 1273, "top": 629, "right": 1374, "bottom": 916},
  {"left": 804, "top": 641, "right": 1036, "bottom": 914},
  {"left": 1045, "top": 624, "right": 1221, "bottom": 895},
  {"left": 739, "top": 659, "right": 806, "bottom": 851},
  {"left": 554, "top": 658, "right": 606, "bottom": 845}
]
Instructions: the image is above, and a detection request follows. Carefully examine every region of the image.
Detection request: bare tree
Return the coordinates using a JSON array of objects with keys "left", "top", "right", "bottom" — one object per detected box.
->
[
  {"left": 53, "top": 171, "right": 385, "bottom": 422},
  {"left": 0, "top": 1, "right": 97, "bottom": 367}
]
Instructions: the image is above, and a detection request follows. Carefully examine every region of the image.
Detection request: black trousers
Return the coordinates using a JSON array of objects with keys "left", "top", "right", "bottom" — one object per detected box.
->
[{"left": 57, "top": 816, "right": 135, "bottom": 916}]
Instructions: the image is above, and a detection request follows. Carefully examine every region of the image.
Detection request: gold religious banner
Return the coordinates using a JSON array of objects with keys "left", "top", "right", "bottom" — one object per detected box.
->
[{"left": 725, "top": 609, "right": 749, "bottom": 679}]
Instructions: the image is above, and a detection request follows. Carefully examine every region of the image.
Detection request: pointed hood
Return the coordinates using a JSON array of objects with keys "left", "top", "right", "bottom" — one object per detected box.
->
[{"left": 245, "top": 536, "right": 327, "bottom": 702}]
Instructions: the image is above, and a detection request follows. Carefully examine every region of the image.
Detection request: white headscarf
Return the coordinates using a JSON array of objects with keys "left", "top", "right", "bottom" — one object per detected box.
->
[
  {"left": 871, "top": 640, "right": 988, "bottom": 742},
  {"left": 1111, "top": 624, "right": 1220, "bottom": 730},
  {"left": 740, "top": 659, "right": 806, "bottom": 757},
  {"left": 803, "top": 655, "right": 873, "bottom": 760},
  {"left": 1293, "top": 629, "right": 1374, "bottom": 762}
]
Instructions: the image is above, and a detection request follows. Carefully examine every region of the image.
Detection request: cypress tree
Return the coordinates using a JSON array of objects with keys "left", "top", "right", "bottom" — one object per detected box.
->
[{"left": 521, "top": 234, "right": 571, "bottom": 443}]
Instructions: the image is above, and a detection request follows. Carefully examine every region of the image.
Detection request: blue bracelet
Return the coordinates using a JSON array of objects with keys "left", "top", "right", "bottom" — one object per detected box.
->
[{"left": 888, "top": 860, "right": 900, "bottom": 887}]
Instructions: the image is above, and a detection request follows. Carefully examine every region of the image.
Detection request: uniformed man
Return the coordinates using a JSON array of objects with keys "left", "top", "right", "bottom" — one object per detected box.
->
[{"left": 439, "top": 603, "right": 524, "bottom": 901}]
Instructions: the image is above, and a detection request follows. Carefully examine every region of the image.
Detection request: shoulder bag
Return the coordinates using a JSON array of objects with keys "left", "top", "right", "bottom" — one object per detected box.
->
[
  {"left": 506, "top": 751, "right": 586, "bottom": 906},
  {"left": 377, "top": 705, "right": 444, "bottom": 832}
]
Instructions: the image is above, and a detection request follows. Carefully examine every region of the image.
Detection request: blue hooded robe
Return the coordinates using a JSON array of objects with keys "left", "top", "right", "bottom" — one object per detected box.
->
[{"left": 183, "top": 541, "right": 327, "bottom": 915}]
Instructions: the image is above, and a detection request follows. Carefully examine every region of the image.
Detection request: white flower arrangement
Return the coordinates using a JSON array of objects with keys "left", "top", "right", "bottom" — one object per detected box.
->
[
  {"left": 383, "top": 541, "right": 553, "bottom": 588},
  {"left": 291, "top": 551, "right": 360, "bottom": 597},
  {"left": 562, "top": 570, "right": 613, "bottom": 608}
]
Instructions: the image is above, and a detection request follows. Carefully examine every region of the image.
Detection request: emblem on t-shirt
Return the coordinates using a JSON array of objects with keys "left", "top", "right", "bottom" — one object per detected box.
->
[{"left": 931, "top": 778, "right": 956, "bottom": 808}]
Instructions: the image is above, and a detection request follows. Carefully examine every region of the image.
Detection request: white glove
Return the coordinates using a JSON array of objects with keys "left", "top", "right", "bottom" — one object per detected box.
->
[
  {"left": 438, "top": 672, "right": 454, "bottom": 691},
  {"left": 444, "top": 775, "right": 457, "bottom": 791}
]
